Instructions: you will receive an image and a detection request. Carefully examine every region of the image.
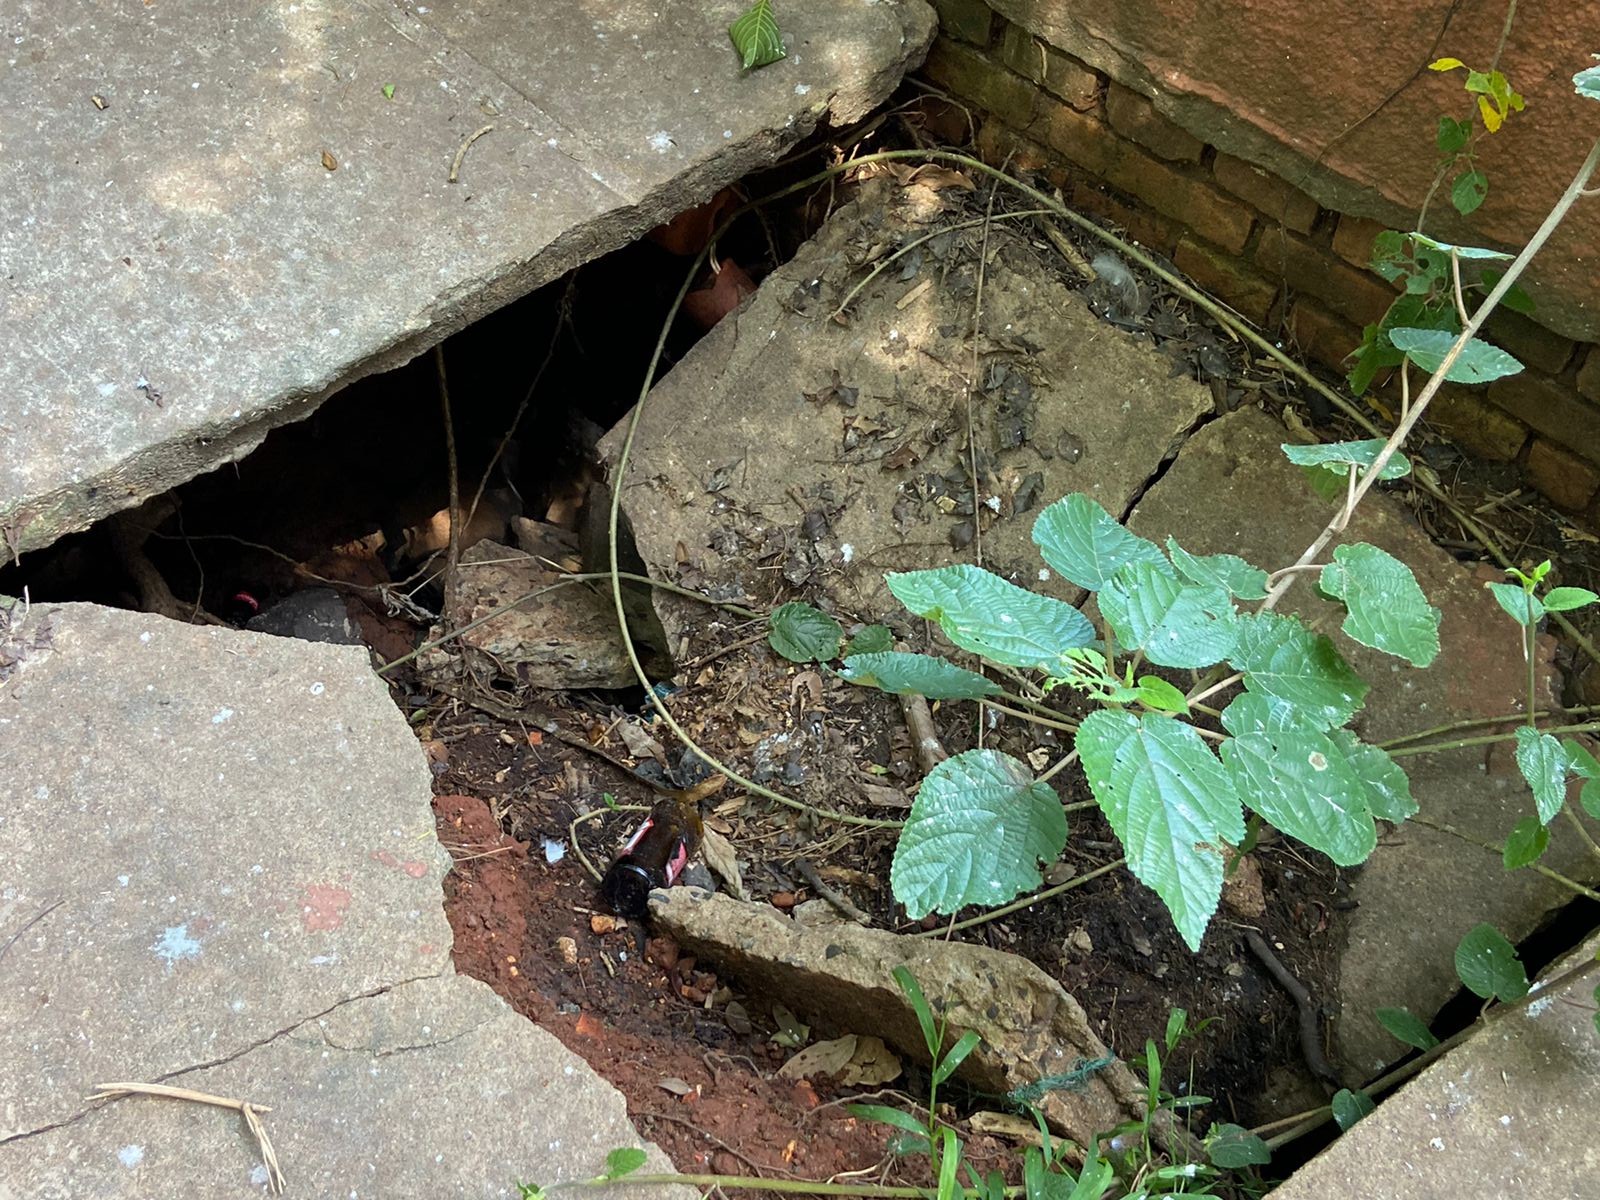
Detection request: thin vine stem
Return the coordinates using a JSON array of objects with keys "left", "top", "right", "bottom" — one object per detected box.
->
[
  {"left": 1378, "top": 706, "right": 1600, "bottom": 749},
  {"left": 1384, "top": 721, "right": 1600, "bottom": 759}
]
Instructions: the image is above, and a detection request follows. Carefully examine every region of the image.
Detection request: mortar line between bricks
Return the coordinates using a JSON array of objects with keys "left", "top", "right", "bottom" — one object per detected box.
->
[{"left": 0, "top": 971, "right": 447, "bottom": 1148}]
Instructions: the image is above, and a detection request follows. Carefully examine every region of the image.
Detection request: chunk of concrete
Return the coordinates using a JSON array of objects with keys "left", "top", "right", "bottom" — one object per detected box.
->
[
  {"left": 0, "top": 0, "right": 935, "bottom": 558},
  {"left": 601, "top": 179, "right": 1211, "bottom": 637},
  {"left": 649, "top": 888, "right": 1149, "bottom": 1151},
  {"left": 0, "top": 599, "right": 686, "bottom": 1196},
  {"left": 1125, "top": 410, "right": 1599, "bottom": 1079},
  {"left": 1264, "top": 929, "right": 1600, "bottom": 1200}
]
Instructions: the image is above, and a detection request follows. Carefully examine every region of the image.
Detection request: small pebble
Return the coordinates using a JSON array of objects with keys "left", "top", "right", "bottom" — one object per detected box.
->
[
  {"left": 556, "top": 936, "right": 578, "bottom": 965},
  {"left": 769, "top": 891, "right": 796, "bottom": 910},
  {"left": 590, "top": 914, "right": 619, "bottom": 935}
]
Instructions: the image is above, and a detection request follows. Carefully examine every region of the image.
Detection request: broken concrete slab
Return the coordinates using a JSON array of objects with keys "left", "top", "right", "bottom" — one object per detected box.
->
[
  {"left": 1264, "top": 928, "right": 1600, "bottom": 1200},
  {"left": 0, "top": 0, "right": 935, "bottom": 559},
  {"left": 1125, "top": 409, "right": 1599, "bottom": 1080},
  {"left": 649, "top": 887, "right": 1148, "bottom": 1150},
  {"left": 418, "top": 538, "right": 663, "bottom": 693},
  {"left": 7, "top": 974, "right": 685, "bottom": 1200},
  {"left": 600, "top": 178, "right": 1212, "bottom": 640},
  {"left": 0, "top": 599, "right": 685, "bottom": 1196}
]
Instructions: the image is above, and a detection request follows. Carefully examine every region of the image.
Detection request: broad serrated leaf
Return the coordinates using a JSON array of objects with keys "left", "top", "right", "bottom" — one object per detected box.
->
[
  {"left": 1167, "top": 539, "right": 1268, "bottom": 600},
  {"left": 1454, "top": 923, "right": 1528, "bottom": 1001},
  {"left": 728, "top": 0, "right": 786, "bottom": 70},
  {"left": 1099, "top": 561, "right": 1237, "bottom": 669},
  {"left": 1388, "top": 327, "right": 1523, "bottom": 383},
  {"left": 1408, "top": 233, "right": 1511, "bottom": 260},
  {"left": 768, "top": 601, "right": 843, "bottom": 662},
  {"left": 1502, "top": 815, "right": 1550, "bottom": 869},
  {"left": 1450, "top": 170, "right": 1488, "bottom": 215},
  {"left": 1375, "top": 1007, "right": 1439, "bottom": 1051},
  {"left": 1136, "top": 675, "right": 1189, "bottom": 714},
  {"left": 1486, "top": 581, "right": 1543, "bottom": 625},
  {"left": 1329, "top": 730, "right": 1418, "bottom": 823},
  {"left": 1331, "top": 1089, "right": 1375, "bottom": 1131},
  {"left": 603, "top": 1148, "right": 648, "bottom": 1180},
  {"left": 1565, "top": 741, "right": 1600, "bottom": 819},
  {"left": 845, "top": 624, "right": 895, "bottom": 656},
  {"left": 1206, "top": 1123, "right": 1272, "bottom": 1169},
  {"left": 1229, "top": 612, "right": 1368, "bottom": 730},
  {"left": 1514, "top": 726, "right": 1568, "bottom": 824},
  {"left": 891, "top": 749, "right": 1068, "bottom": 918},
  {"left": 1577, "top": 57, "right": 1600, "bottom": 101},
  {"left": 1542, "top": 586, "right": 1599, "bottom": 613},
  {"left": 1436, "top": 115, "right": 1471, "bottom": 153},
  {"left": 1281, "top": 438, "right": 1412, "bottom": 481},
  {"left": 1220, "top": 721, "right": 1379, "bottom": 866},
  {"left": 887, "top": 565, "right": 1094, "bottom": 670},
  {"left": 1076, "top": 710, "right": 1242, "bottom": 951},
  {"left": 839, "top": 651, "right": 1000, "bottom": 701},
  {"left": 1319, "top": 543, "right": 1441, "bottom": 666},
  {"left": 1032, "top": 494, "right": 1167, "bottom": 591}
]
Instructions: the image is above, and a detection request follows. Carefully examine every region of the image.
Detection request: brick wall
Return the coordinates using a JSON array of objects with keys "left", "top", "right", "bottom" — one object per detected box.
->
[{"left": 917, "top": 0, "right": 1600, "bottom": 524}]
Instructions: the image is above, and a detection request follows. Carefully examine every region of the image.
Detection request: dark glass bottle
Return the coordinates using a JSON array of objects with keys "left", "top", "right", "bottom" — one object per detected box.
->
[{"left": 601, "top": 792, "right": 704, "bottom": 918}]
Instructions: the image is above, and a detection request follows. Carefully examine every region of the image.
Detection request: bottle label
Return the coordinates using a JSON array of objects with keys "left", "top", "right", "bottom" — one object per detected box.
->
[
  {"left": 662, "top": 837, "right": 690, "bottom": 886},
  {"left": 619, "top": 816, "right": 655, "bottom": 856}
]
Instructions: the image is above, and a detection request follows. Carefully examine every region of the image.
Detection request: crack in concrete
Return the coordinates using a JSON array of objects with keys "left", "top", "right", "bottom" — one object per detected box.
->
[
  {"left": 306, "top": 1013, "right": 497, "bottom": 1060},
  {"left": 0, "top": 972, "right": 446, "bottom": 1147}
]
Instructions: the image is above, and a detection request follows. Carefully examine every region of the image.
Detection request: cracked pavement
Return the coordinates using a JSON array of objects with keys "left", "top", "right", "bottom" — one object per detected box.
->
[{"left": 0, "top": 602, "right": 690, "bottom": 1198}]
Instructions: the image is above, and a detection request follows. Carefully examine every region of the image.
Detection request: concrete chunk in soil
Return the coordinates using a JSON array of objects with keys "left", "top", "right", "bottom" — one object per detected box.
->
[
  {"left": 0, "top": 600, "right": 687, "bottom": 1197},
  {"left": 600, "top": 178, "right": 1212, "bottom": 640},
  {"left": 1125, "top": 410, "right": 1598, "bottom": 1080},
  {"left": 0, "top": 0, "right": 936, "bottom": 559},
  {"left": 1264, "top": 930, "right": 1600, "bottom": 1200},
  {"left": 649, "top": 888, "right": 1154, "bottom": 1151}
]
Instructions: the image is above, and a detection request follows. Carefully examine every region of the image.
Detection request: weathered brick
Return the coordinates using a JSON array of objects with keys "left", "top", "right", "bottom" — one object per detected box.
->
[
  {"left": 1288, "top": 298, "right": 1361, "bottom": 372},
  {"left": 997, "top": 23, "right": 1100, "bottom": 110},
  {"left": 921, "top": 38, "right": 1035, "bottom": 129},
  {"left": 1101, "top": 146, "right": 1255, "bottom": 254},
  {"left": 1579, "top": 346, "right": 1600, "bottom": 403},
  {"left": 1527, "top": 438, "right": 1600, "bottom": 513},
  {"left": 1211, "top": 153, "right": 1319, "bottom": 234},
  {"left": 976, "top": 119, "right": 1059, "bottom": 181},
  {"left": 1331, "top": 214, "right": 1389, "bottom": 268},
  {"left": 1068, "top": 183, "right": 1182, "bottom": 255},
  {"left": 930, "top": 0, "right": 996, "bottom": 46},
  {"left": 1105, "top": 83, "right": 1204, "bottom": 163},
  {"left": 1027, "top": 94, "right": 1122, "bottom": 175},
  {"left": 1173, "top": 234, "right": 1280, "bottom": 326},
  {"left": 1483, "top": 309, "right": 1576, "bottom": 375},
  {"left": 1424, "top": 384, "right": 1529, "bottom": 462},
  {"left": 1255, "top": 227, "right": 1396, "bottom": 327},
  {"left": 1488, "top": 374, "right": 1600, "bottom": 463}
]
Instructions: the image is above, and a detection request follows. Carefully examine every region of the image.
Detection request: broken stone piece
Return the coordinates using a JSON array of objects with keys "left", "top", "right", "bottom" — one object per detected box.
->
[{"left": 649, "top": 889, "right": 1153, "bottom": 1150}]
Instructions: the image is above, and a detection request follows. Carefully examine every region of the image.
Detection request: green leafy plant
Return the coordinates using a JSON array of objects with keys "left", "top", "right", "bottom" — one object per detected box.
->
[
  {"left": 729, "top": 0, "right": 786, "bottom": 71},
  {"left": 840, "top": 467, "right": 1434, "bottom": 951},
  {"left": 1344, "top": 46, "right": 1532, "bottom": 395}
]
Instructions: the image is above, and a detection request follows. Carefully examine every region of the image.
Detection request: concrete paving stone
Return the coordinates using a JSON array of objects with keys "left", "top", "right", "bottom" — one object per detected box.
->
[
  {"left": 4, "top": 974, "right": 686, "bottom": 1200},
  {"left": 0, "top": 599, "right": 687, "bottom": 1197},
  {"left": 1265, "top": 929, "right": 1600, "bottom": 1200},
  {"left": 0, "top": 0, "right": 936, "bottom": 558},
  {"left": 1126, "top": 410, "right": 1600, "bottom": 1079},
  {"left": 600, "top": 178, "right": 1213, "bottom": 639}
]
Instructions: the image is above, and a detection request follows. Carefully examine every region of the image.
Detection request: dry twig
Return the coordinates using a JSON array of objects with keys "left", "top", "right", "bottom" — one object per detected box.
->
[{"left": 88, "top": 1081, "right": 285, "bottom": 1194}]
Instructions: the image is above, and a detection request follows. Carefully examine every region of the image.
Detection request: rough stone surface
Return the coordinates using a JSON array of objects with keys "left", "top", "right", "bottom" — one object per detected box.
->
[
  {"left": 1488, "top": 374, "right": 1600, "bottom": 464},
  {"left": 0, "top": 600, "right": 684, "bottom": 1197},
  {"left": 1174, "top": 234, "right": 1280, "bottom": 327},
  {"left": 982, "top": 0, "right": 1600, "bottom": 342},
  {"left": 1126, "top": 410, "right": 1599, "bottom": 1078},
  {"left": 246, "top": 585, "right": 363, "bottom": 646},
  {"left": 1266, "top": 930, "right": 1600, "bottom": 1200},
  {"left": 599, "top": 180, "right": 1212, "bottom": 639},
  {"left": 417, "top": 539, "right": 661, "bottom": 693},
  {"left": 1579, "top": 347, "right": 1600, "bottom": 403},
  {"left": 0, "top": 0, "right": 936, "bottom": 558},
  {"left": 650, "top": 889, "right": 1146, "bottom": 1149},
  {"left": 1105, "top": 82, "right": 1203, "bottom": 163},
  {"left": 1211, "top": 153, "right": 1320, "bottom": 234},
  {"left": 930, "top": 0, "right": 997, "bottom": 46},
  {"left": 1527, "top": 437, "right": 1600, "bottom": 513},
  {"left": 1424, "top": 385, "right": 1530, "bottom": 463},
  {"left": 998, "top": 23, "right": 1101, "bottom": 110}
]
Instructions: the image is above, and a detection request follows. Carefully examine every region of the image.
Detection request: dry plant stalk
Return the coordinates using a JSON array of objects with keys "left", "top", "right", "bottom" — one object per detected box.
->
[{"left": 88, "top": 1081, "right": 285, "bottom": 1194}]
